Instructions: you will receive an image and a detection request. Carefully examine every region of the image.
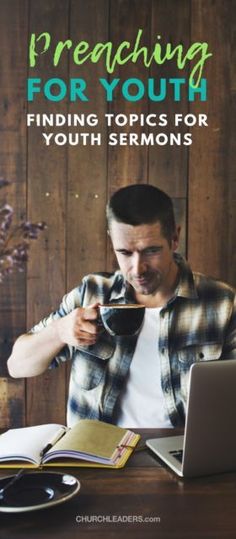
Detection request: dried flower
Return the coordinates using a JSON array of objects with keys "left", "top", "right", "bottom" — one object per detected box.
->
[
  {"left": 0, "top": 179, "right": 10, "bottom": 189},
  {"left": 0, "top": 180, "right": 47, "bottom": 283}
]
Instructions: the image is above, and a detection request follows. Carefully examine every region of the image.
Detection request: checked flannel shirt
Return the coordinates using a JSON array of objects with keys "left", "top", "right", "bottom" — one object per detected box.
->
[{"left": 30, "top": 254, "right": 236, "bottom": 427}]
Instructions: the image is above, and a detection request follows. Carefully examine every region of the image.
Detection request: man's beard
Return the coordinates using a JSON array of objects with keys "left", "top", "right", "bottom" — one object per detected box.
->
[{"left": 129, "top": 271, "right": 162, "bottom": 295}]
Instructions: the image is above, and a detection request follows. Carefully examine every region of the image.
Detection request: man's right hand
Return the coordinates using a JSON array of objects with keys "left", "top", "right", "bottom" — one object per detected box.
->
[{"left": 56, "top": 303, "right": 100, "bottom": 347}]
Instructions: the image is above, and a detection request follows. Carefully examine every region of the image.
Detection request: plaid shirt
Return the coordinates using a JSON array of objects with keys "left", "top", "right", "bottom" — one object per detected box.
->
[{"left": 31, "top": 254, "right": 236, "bottom": 427}]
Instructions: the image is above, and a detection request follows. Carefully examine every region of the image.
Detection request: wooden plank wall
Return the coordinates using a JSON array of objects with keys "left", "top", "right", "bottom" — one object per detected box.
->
[
  {"left": 188, "top": 0, "right": 235, "bottom": 279},
  {"left": 0, "top": 0, "right": 28, "bottom": 428},
  {"left": 26, "top": 0, "right": 69, "bottom": 425},
  {"left": 0, "top": 0, "right": 235, "bottom": 428}
]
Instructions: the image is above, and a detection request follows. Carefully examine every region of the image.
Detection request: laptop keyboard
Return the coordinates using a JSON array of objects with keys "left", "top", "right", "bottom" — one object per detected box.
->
[{"left": 169, "top": 449, "right": 183, "bottom": 463}]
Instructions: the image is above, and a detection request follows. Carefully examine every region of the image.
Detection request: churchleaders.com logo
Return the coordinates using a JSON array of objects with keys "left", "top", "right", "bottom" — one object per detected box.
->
[{"left": 75, "top": 514, "right": 161, "bottom": 524}]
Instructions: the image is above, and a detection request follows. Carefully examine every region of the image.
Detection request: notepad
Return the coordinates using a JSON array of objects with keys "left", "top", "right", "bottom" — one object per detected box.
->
[{"left": 0, "top": 420, "right": 140, "bottom": 469}]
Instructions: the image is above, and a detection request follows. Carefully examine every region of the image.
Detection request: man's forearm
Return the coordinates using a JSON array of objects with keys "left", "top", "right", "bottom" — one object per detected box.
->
[
  {"left": 8, "top": 304, "right": 100, "bottom": 378},
  {"left": 7, "top": 319, "right": 65, "bottom": 378}
]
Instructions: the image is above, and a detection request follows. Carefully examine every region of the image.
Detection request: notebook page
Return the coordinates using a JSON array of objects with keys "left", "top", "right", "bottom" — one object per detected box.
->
[
  {"left": 0, "top": 424, "right": 67, "bottom": 464},
  {"left": 45, "top": 419, "right": 130, "bottom": 461}
]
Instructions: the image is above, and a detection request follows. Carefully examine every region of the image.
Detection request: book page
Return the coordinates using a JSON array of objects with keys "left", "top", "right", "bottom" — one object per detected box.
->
[
  {"left": 44, "top": 419, "right": 130, "bottom": 462},
  {"left": 0, "top": 424, "right": 67, "bottom": 465}
]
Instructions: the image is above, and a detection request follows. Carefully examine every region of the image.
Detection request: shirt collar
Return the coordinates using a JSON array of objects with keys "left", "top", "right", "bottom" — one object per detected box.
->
[
  {"left": 173, "top": 253, "right": 198, "bottom": 300},
  {"left": 109, "top": 273, "right": 135, "bottom": 304}
]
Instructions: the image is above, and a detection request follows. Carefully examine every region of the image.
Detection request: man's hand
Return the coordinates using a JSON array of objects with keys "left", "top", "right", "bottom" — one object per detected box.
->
[{"left": 56, "top": 303, "right": 101, "bottom": 347}]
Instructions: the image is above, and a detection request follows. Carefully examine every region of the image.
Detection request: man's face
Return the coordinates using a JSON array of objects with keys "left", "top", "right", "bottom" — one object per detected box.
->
[{"left": 109, "top": 220, "right": 179, "bottom": 296}]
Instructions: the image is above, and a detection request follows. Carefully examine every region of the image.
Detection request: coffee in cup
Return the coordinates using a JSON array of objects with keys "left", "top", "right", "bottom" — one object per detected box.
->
[{"left": 99, "top": 304, "right": 145, "bottom": 336}]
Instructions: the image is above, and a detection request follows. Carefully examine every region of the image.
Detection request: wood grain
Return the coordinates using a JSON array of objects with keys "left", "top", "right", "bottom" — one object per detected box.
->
[
  {"left": 107, "top": 0, "right": 151, "bottom": 271},
  {"left": 108, "top": 0, "right": 151, "bottom": 191},
  {"left": 67, "top": 0, "right": 109, "bottom": 288},
  {"left": 66, "top": 0, "right": 109, "bottom": 401},
  {"left": 0, "top": 429, "right": 236, "bottom": 539},
  {"left": 0, "top": 0, "right": 28, "bottom": 426},
  {"left": 188, "top": 0, "right": 235, "bottom": 284},
  {"left": 149, "top": 0, "right": 190, "bottom": 198},
  {"left": 26, "top": 0, "right": 69, "bottom": 425}
]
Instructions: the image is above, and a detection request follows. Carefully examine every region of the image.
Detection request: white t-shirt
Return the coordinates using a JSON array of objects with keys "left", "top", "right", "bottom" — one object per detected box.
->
[{"left": 116, "top": 308, "right": 173, "bottom": 428}]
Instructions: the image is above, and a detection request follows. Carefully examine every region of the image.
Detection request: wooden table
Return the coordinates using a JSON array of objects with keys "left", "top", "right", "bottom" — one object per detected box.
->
[{"left": 0, "top": 429, "right": 236, "bottom": 539}]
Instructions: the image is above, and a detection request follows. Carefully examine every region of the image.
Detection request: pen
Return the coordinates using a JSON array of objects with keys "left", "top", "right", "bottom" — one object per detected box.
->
[
  {"left": 40, "top": 428, "right": 67, "bottom": 458},
  {"left": 0, "top": 469, "right": 25, "bottom": 500}
]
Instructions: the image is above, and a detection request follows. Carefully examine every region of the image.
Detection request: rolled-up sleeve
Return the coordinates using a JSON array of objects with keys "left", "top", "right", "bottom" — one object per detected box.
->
[{"left": 28, "top": 286, "right": 83, "bottom": 366}]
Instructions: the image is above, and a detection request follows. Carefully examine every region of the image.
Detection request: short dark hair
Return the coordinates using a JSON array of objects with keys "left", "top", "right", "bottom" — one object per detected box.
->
[{"left": 107, "top": 184, "right": 176, "bottom": 242}]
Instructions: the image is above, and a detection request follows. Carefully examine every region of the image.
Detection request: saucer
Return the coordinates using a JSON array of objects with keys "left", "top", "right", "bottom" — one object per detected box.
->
[{"left": 0, "top": 471, "right": 80, "bottom": 513}]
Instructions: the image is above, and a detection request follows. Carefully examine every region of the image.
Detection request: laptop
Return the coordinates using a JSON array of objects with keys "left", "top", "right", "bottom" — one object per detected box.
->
[{"left": 146, "top": 359, "right": 236, "bottom": 477}]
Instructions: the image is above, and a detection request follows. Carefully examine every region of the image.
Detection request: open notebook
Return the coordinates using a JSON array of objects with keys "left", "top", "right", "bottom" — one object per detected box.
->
[{"left": 0, "top": 419, "right": 140, "bottom": 469}]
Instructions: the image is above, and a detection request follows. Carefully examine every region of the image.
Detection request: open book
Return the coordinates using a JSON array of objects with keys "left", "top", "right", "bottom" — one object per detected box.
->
[{"left": 0, "top": 420, "right": 140, "bottom": 469}]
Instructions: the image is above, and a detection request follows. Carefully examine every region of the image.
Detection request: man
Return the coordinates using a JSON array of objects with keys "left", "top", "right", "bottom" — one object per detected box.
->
[{"left": 7, "top": 184, "right": 236, "bottom": 427}]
